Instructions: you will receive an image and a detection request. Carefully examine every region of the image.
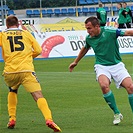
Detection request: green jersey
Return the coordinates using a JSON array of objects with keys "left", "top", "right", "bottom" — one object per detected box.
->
[
  {"left": 124, "top": 7, "right": 132, "bottom": 23},
  {"left": 118, "top": 8, "right": 127, "bottom": 24},
  {"left": 96, "top": 7, "right": 107, "bottom": 25},
  {"left": 85, "top": 27, "right": 125, "bottom": 66}
]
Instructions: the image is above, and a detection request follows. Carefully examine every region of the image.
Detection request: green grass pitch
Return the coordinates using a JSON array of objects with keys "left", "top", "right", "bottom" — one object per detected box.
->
[{"left": 0, "top": 54, "right": 133, "bottom": 133}]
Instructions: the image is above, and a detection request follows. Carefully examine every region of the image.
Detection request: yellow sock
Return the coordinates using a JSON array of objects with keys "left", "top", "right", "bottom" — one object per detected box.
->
[
  {"left": 8, "top": 92, "right": 17, "bottom": 121},
  {"left": 37, "top": 98, "right": 52, "bottom": 121}
]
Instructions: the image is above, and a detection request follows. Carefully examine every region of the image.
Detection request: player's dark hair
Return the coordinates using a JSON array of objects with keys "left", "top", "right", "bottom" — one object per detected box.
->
[
  {"left": 85, "top": 17, "right": 100, "bottom": 27},
  {"left": 117, "top": 3, "right": 122, "bottom": 7},
  {"left": 123, "top": 2, "right": 127, "bottom": 5},
  {"left": 99, "top": 3, "right": 103, "bottom": 7},
  {"left": 6, "top": 15, "right": 19, "bottom": 27}
]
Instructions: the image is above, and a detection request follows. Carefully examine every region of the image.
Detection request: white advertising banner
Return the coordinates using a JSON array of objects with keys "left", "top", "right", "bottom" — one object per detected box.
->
[
  {"left": 33, "top": 30, "right": 133, "bottom": 59},
  {"left": 0, "top": 30, "right": 133, "bottom": 61},
  {"left": 34, "top": 31, "right": 89, "bottom": 58},
  {"left": 0, "top": 16, "right": 120, "bottom": 25}
]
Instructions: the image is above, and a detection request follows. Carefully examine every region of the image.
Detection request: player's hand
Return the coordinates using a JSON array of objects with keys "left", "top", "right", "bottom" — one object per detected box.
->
[
  {"left": 69, "top": 62, "right": 77, "bottom": 72},
  {"left": 125, "top": 12, "right": 128, "bottom": 14}
]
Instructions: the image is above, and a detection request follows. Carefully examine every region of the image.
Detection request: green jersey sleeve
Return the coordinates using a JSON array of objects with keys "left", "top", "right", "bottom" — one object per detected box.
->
[
  {"left": 85, "top": 35, "right": 91, "bottom": 49},
  {"left": 104, "top": 26, "right": 125, "bottom": 38}
]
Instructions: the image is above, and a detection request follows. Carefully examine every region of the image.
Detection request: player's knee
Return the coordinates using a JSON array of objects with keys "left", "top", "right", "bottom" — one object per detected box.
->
[
  {"left": 125, "top": 83, "right": 133, "bottom": 94},
  {"left": 31, "top": 91, "right": 43, "bottom": 102},
  {"left": 9, "top": 87, "right": 18, "bottom": 94},
  {"left": 99, "top": 81, "right": 109, "bottom": 89},
  {"left": 100, "top": 83, "right": 110, "bottom": 93},
  {"left": 129, "top": 84, "right": 133, "bottom": 93}
]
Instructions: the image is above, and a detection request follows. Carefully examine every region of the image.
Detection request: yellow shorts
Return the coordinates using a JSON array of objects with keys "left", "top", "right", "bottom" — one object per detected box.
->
[{"left": 3, "top": 72, "right": 41, "bottom": 92}]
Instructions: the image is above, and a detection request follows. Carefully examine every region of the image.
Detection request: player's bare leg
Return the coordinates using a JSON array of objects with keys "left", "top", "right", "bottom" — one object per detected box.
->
[{"left": 98, "top": 75, "right": 122, "bottom": 125}]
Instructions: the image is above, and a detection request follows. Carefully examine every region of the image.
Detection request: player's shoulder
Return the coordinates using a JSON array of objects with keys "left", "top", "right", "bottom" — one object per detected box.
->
[
  {"left": 103, "top": 26, "right": 118, "bottom": 33},
  {"left": 104, "top": 26, "right": 117, "bottom": 30},
  {"left": 86, "top": 34, "right": 91, "bottom": 39},
  {"left": 21, "top": 29, "right": 29, "bottom": 33},
  {"left": 0, "top": 33, "right": 1, "bottom": 38},
  {"left": 21, "top": 29, "right": 33, "bottom": 36}
]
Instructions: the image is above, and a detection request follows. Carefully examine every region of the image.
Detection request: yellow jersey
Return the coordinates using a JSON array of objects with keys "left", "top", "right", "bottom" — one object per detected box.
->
[{"left": 0, "top": 28, "right": 42, "bottom": 73}]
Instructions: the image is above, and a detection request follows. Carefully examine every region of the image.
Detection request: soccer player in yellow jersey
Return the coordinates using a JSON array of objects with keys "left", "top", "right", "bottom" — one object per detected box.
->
[{"left": 0, "top": 15, "right": 61, "bottom": 132}]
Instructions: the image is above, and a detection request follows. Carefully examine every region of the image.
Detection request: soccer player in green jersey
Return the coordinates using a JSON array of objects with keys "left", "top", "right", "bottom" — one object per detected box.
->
[
  {"left": 117, "top": 3, "right": 127, "bottom": 29},
  {"left": 96, "top": 3, "right": 107, "bottom": 26},
  {"left": 123, "top": 2, "right": 133, "bottom": 28},
  {"left": 69, "top": 16, "right": 133, "bottom": 125},
  {"left": 0, "top": 15, "right": 61, "bottom": 132}
]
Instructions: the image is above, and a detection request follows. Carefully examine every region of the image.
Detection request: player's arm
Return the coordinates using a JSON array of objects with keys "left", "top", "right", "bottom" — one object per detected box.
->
[
  {"left": 105, "top": 12, "right": 107, "bottom": 20},
  {"left": 29, "top": 33, "right": 42, "bottom": 58},
  {"left": 69, "top": 46, "right": 89, "bottom": 72},
  {"left": 32, "top": 41, "right": 42, "bottom": 58},
  {"left": 128, "top": 9, "right": 133, "bottom": 22},
  {"left": 116, "top": 28, "right": 133, "bottom": 37},
  {"left": 121, "top": 10, "right": 127, "bottom": 18},
  {"left": 124, "top": 30, "right": 133, "bottom": 36},
  {"left": 0, "top": 32, "right": 2, "bottom": 47},
  {"left": 96, "top": 12, "right": 101, "bottom": 20}
]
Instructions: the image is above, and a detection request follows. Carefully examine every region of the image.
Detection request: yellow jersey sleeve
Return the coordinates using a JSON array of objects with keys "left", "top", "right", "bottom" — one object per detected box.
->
[
  {"left": 28, "top": 32, "right": 42, "bottom": 58},
  {"left": 0, "top": 32, "right": 2, "bottom": 47},
  {"left": 1, "top": 29, "right": 42, "bottom": 73}
]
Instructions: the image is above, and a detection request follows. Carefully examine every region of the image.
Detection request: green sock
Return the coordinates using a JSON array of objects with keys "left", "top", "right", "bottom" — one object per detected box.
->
[
  {"left": 128, "top": 94, "right": 133, "bottom": 125},
  {"left": 128, "top": 94, "right": 133, "bottom": 113},
  {"left": 103, "top": 90, "right": 120, "bottom": 114}
]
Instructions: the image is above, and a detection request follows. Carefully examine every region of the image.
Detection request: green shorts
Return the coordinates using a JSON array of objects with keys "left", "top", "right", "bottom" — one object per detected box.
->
[{"left": 3, "top": 72, "right": 41, "bottom": 92}]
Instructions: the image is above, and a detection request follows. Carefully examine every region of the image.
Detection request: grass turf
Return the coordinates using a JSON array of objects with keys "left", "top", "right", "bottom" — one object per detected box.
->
[{"left": 0, "top": 54, "right": 133, "bottom": 133}]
